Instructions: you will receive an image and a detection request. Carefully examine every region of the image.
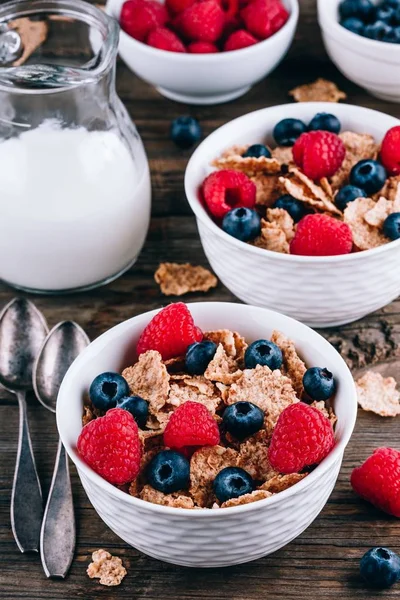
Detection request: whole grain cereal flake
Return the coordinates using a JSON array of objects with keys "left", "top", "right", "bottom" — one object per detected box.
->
[
  {"left": 154, "top": 262, "right": 217, "bottom": 296},
  {"left": 87, "top": 549, "right": 127, "bottom": 587},
  {"left": 253, "top": 219, "right": 290, "bottom": 254},
  {"left": 356, "top": 371, "right": 400, "bottom": 417},
  {"left": 122, "top": 350, "right": 170, "bottom": 413},
  {"left": 260, "top": 473, "right": 307, "bottom": 493},
  {"left": 331, "top": 132, "right": 379, "bottom": 190},
  {"left": 279, "top": 168, "right": 341, "bottom": 216},
  {"left": 204, "top": 329, "right": 247, "bottom": 362},
  {"left": 289, "top": 78, "right": 347, "bottom": 103},
  {"left": 212, "top": 152, "right": 281, "bottom": 176},
  {"left": 271, "top": 329, "right": 307, "bottom": 398},
  {"left": 204, "top": 344, "right": 243, "bottom": 385},
  {"left": 139, "top": 485, "right": 195, "bottom": 508},
  {"left": 221, "top": 490, "right": 273, "bottom": 508},
  {"left": 344, "top": 197, "right": 389, "bottom": 250},
  {"left": 189, "top": 445, "right": 239, "bottom": 507}
]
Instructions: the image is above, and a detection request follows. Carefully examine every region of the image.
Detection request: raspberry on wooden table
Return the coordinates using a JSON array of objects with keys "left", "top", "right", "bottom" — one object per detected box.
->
[
  {"left": 180, "top": 0, "right": 226, "bottom": 42},
  {"left": 380, "top": 126, "right": 400, "bottom": 175},
  {"left": 351, "top": 447, "right": 400, "bottom": 518},
  {"left": 147, "top": 27, "right": 186, "bottom": 52},
  {"left": 241, "top": 0, "right": 289, "bottom": 40},
  {"left": 120, "top": 0, "right": 168, "bottom": 42},
  {"left": 202, "top": 169, "right": 257, "bottom": 219},
  {"left": 268, "top": 402, "right": 335, "bottom": 474},
  {"left": 77, "top": 409, "right": 142, "bottom": 485},
  {"left": 224, "top": 30, "right": 259, "bottom": 51},
  {"left": 164, "top": 401, "right": 220, "bottom": 450},
  {"left": 293, "top": 131, "right": 346, "bottom": 180},
  {"left": 136, "top": 302, "right": 203, "bottom": 360},
  {"left": 290, "top": 214, "right": 353, "bottom": 257}
]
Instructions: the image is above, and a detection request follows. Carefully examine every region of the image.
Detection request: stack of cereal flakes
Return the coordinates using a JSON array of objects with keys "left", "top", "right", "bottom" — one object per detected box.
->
[
  {"left": 83, "top": 329, "right": 337, "bottom": 509},
  {"left": 212, "top": 132, "right": 400, "bottom": 253}
]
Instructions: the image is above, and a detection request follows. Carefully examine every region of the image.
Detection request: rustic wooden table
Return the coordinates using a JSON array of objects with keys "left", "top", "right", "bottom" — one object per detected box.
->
[{"left": 1, "top": 0, "right": 400, "bottom": 598}]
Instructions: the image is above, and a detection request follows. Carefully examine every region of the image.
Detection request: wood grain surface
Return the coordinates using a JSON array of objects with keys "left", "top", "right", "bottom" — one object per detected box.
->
[{"left": 1, "top": 0, "right": 400, "bottom": 598}]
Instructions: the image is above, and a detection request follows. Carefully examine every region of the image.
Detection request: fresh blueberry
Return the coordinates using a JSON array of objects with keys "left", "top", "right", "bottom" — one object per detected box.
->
[
  {"left": 376, "top": 5, "right": 395, "bottom": 22},
  {"left": 147, "top": 450, "right": 190, "bottom": 494},
  {"left": 242, "top": 144, "right": 271, "bottom": 158},
  {"left": 339, "top": 0, "right": 375, "bottom": 21},
  {"left": 185, "top": 341, "right": 218, "bottom": 375},
  {"left": 273, "top": 118, "right": 307, "bottom": 147},
  {"left": 383, "top": 212, "right": 400, "bottom": 240},
  {"left": 116, "top": 395, "right": 149, "bottom": 428},
  {"left": 222, "top": 207, "right": 261, "bottom": 242},
  {"left": 350, "top": 159, "right": 387, "bottom": 195},
  {"left": 395, "top": 6, "right": 400, "bottom": 24},
  {"left": 303, "top": 367, "right": 336, "bottom": 401},
  {"left": 341, "top": 16, "right": 366, "bottom": 33},
  {"left": 364, "top": 20, "right": 392, "bottom": 40},
  {"left": 335, "top": 185, "right": 367, "bottom": 211},
  {"left": 384, "top": 0, "right": 400, "bottom": 8},
  {"left": 213, "top": 467, "right": 255, "bottom": 503},
  {"left": 308, "top": 112, "right": 341, "bottom": 134},
  {"left": 222, "top": 402, "right": 264, "bottom": 440},
  {"left": 384, "top": 25, "right": 400, "bottom": 41},
  {"left": 245, "top": 339, "right": 283, "bottom": 370},
  {"left": 360, "top": 547, "right": 400, "bottom": 589},
  {"left": 170, "top": 116, "right": 202, "bottom": 149},
  {"left": 89, "top": 372, "right": 130, "bottom": 411},
  {"left": 273, "top": 194, "right": 310, "bottom": 222}
]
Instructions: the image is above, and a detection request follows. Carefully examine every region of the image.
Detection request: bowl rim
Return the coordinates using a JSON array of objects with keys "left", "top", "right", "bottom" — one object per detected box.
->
[
  {"left": 107, "top": 0, "right": 299, "bottom": 61},
  {"left": 318, "top": 0, "right": 400, "bottom": 53},
  {"left": 57, "top": 301, "right": 358, "bottom": 517},
  {"left": 184, "top": 101, "right": 400, "bottom": 264}
]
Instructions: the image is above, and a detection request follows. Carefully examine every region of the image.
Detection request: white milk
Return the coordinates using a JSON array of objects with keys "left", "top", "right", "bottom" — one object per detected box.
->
[{"left": 0, "top": 120, "right": 151, "bottom": 291}]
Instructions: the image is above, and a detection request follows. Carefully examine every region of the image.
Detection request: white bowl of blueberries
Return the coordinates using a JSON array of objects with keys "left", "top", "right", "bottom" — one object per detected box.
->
[{"left": 318, "top": 0, "right": 400, "bottom": 102}]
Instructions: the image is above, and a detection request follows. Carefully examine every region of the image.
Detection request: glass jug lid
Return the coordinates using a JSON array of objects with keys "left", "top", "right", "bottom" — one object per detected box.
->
[{"left": 0, "top": 0, "right": 118, "bottom": 90}]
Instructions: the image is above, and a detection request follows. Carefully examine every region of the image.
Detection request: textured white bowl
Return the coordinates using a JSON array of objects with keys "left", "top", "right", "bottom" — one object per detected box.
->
[
  {"left": 185, "top": 102, "right": 400, "bottom": 328},
  {"left": 57, "top": 302, "right": 357, "bottom": 567},
  {"left": 318, "top": 0, "right": 400, "bottom": 102},
  {"left": 104, "top": 0, "right": 298, "bottom": 105}
]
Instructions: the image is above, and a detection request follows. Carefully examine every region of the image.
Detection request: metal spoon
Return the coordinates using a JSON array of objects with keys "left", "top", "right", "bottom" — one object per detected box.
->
[
  {"left": 0, "top": 298, "right": 48, "bottom": 552},
  {"left": 33, "top": 321, "right": 89, "bottom": 578}
]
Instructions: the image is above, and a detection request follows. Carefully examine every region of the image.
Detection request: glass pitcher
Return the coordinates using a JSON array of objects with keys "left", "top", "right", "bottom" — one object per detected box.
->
[{"left": 0, "top": 0, "right": 151, "bottom": 293}]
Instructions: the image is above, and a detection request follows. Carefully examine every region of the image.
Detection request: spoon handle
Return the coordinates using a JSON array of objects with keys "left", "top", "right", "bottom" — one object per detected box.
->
[
  {"left": 40, "top": 438, "right": 75, "bottom": 578},
  {"left": 11, "top": 391, "right": 43, "bottom": 552}
]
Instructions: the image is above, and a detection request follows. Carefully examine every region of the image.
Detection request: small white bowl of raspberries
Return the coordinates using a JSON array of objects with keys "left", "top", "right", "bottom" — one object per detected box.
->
[
  {"left": 104, "top": 0, "right": 299, "bottom": 104},
  {"left": 184, "top": 102, "right": 400, "bottom": 327},
  {"left": 57, "top": 301, "right": 357, "bottom": 567}
]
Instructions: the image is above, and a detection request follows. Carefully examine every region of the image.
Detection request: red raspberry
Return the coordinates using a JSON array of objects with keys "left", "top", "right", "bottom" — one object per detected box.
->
[
  {"left": 202, "top": 169, "right": 257, "bottom": 219},
  {"left": 224, "top": 29, "right": 258, "bottom": 50},
  {"left": 188, "top": 41, "right": 219, "bottom": 52},
  {"left": 351, "top": 448, "right": 400, "bottom": 518},
  {"left": 166, "top": 0, "right": 196, "bottom": 14},
  {"left": 147, "top": 27, "right": 186, "bottom": 52},
  {"left": 120, "top": 0, "right": 168, "bottom": 42},
  {"left": 180, "top": 0, "right": 226, "bottom": 42},
  {"left": 164, "top": 401, "right": 220, "bottom": 450},
  {"left": 380, "top": 126, "right": 400, "bottom": 176},
  {"left": 268, "top": 403, "right": 335, "bottom": 474},
  {"left": 222, "top": 0, "right": 239, "bottom": 18},
  {"left": 293, "top": 131, "right": 346, "bottom": 180},
  {"left": 290, "top": 214, "right": 353, "bottom": 257},
  {"left": 241, "top": 0, "right": 289, "bottom": 40},
  {"left": 136, "top": 302, "right": 203, "bottom": 360},
  {"left": 77, "top": 409, "right": 142, "bottom": 485}
]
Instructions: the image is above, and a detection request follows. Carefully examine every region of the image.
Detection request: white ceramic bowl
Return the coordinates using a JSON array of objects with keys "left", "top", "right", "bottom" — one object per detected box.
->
[
  {"left": 57, "top": 302, "right": 357, "bottom": 567},
  {"left": 185, "top": 102, "right": 400, "bottom": 328},
  {"left": 318, "top": 0, "right": 400, "bottom": 103},
  {"left": 104, "top": 0, "right": 298, "bottom": 105}
]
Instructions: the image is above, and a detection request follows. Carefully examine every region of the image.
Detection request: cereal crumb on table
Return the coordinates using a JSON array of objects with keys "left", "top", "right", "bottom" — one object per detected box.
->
[
  {"left": 154, "top": 262, "right": 217, "bottom": 296},
  {"left": 9, "top": 18, "right": 48, "bottom": 67},
  {"left": 356, "top": 371, "right": 400, "bottom": 417},
  {"left": 289, "top": 78, "right": 347, "bottom": 103},
  {"left": 87, "top": 549, "right": 127, "bottom": 587}
]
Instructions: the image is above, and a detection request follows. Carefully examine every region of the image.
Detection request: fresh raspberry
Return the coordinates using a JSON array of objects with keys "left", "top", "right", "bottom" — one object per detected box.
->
[
  {"left": 202, "top": 169, "right": 257, "bottom": 219},
  {"left": 222, "top": 14, "right": 242, "bottom": 39},
  {"left": 136, "top": 302, "right": 203, "bottom": 360},
  {"left": 351, "top": 448, "right": 400, "bottom": 518},
  {"left": 77, "top": 409, "right": 142, "bottom": 485},
  {"left": 166, "top": 0, "right": 196, "bottom": 14},
  {"left": 188, "top": 41, "right": 219, "bottom": 52},
  {"left": 164, "top": 401, "right": 220, "bottom": 450},
  {"left": 120, "top": 0, "right": 168, "bottom": 42},
  {"left": 241, "top": 0, "right": 289, "bottom": 40},
  {"left": 224, "top": 29, "right": 258, "bottom": 50},
  {"left": 268, "top": 403, "right": 335, "bottom": 474},
  {"left": 290, "top": 214, "right": 353, "bottom": 257},
  {"left": 292, "top": 131, "right": 346, "bottom": 180},
  {"left": 147, "top": 27, "right": 186, "bottom": 52},
  {"left": 222, "top": 0, "right": 239, "bottom": 19},
  {"left": 180, "top": 0, "right": 226, "bottom": 42},
  {"left": 380, "top": 126, "right": 400, "bottom": 176}
]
